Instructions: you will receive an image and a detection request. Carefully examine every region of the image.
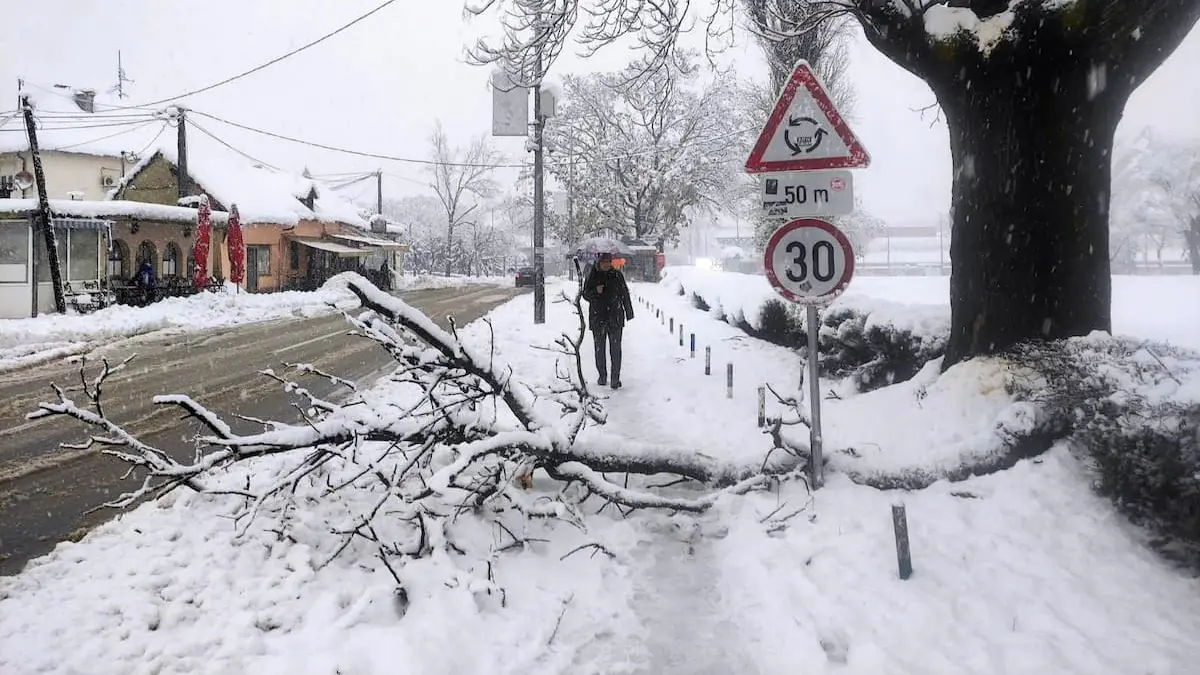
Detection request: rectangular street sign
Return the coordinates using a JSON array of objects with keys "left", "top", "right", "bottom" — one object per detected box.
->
[{"left": 759, "top": 170, "right": 854, "bottom": 218}]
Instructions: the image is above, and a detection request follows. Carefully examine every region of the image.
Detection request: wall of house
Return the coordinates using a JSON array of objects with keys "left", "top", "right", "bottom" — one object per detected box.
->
[
  {"left": 111, "top": 155, "right": 193, "bottom": 206},
  {"left": 0, "top": 151, "right": 127, "bottom": 201},
  {"left": 108, "top": 219, "right": 226, "bottom": 284}
]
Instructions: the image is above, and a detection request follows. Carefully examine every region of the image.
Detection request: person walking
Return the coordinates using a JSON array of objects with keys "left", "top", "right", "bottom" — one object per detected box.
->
[{"left": 582, "top": 252, "right": 634, "bottom": 389}]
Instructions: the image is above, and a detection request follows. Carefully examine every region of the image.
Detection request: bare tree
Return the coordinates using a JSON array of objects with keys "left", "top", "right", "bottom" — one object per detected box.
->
[
  {"left": 546, "top": 55, "right": 751, "bottom": 245},
  {"left": 464, "top": 0, "right": 1200, "bottom": 369},
  {"left": 31, "top": 277, "right": 811, "bottom": 598},
  {"left": 428, "top": 122, "right": 502, "bottom": 276}
]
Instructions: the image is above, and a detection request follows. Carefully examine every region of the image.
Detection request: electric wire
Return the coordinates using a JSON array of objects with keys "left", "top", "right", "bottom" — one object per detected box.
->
[
  {"left": 190, "top": 108, "right": 755, "bottom": 170},
  {"left": 46, "top": 119, "right": 160, "bottom": 152},
  {"left": 187, "top": 119, "right": 281, "bottom": 170},
  {"left": 99, "top": 0, "right": 402, "bottom": 112}
]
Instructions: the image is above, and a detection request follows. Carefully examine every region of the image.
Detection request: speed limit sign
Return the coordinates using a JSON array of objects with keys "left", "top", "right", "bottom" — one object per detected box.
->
[{"left": 763, "top": 218, "right": 855, "bottom": 304}]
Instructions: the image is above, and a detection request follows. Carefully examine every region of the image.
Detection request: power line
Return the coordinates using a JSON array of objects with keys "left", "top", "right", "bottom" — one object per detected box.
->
[
  {"left": 134, "top": 121, "right": 169, "bottom": 157},
  {"left": 193, "top": 108, "right": 754, "bottom": 170},
  {"left": 187, "top": 119, "right": 280, "bottom": 170},
  {"left": 102, "top": 0, "right": 402, "bottom": 112},
  {"left": 0, "top": 119, "right": 161, "bottom": 132},
  {"left": 190, "top": 109, "right": 522, "bottom": 168},
  {"left": 47, "top": 119, "right": 160, "bottom": 152}
]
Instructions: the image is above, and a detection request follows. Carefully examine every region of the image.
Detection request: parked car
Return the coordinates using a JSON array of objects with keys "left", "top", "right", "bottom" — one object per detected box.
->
[{"left": 515, "top": 267, "right": 535, "bottom": 287}]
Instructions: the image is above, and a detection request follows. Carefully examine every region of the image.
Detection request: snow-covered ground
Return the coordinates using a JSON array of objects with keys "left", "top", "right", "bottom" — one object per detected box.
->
[
  {"left": 0, "top": 274, "right": 511, "bottom": 374},
  {"left": 2, "top": 277, "right": 1200, "bottom": 674},
  {"left": 664, "top": 266, "right": 1200, "bottom": 351}
]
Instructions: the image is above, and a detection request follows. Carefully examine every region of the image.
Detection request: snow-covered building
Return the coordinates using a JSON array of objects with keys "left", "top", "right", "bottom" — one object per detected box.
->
[
  {"left": 0, "top": 199, "right": 228, "bottom": 318},
  {"left": 112, "top": 148, "right": 404, "bottom": 293},
  {"left": 0, "top": 82, "right": 162, "bottom": 201}
]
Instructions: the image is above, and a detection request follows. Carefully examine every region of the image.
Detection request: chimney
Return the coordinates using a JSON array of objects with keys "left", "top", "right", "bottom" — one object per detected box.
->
[
  {"left": 73, "top": 89, "right": 96, "bottom": 113},
  {"left": 370, "top": 214, "right": 387, "bottom": 234}
]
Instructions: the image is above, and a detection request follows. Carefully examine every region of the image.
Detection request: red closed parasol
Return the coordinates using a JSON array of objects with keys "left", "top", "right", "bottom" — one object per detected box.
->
[
  {"left": 191, "top": 195, "right": 211, "bottom": 289},
  {"left": 227, "top": 204, "right": 245, "bottom": 286}
]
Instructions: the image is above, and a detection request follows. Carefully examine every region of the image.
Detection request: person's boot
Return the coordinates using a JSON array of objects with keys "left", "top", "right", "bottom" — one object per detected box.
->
[
  {"left": 611, "top": 376, "right": 621, "bottom": 389},
  {"left": 597, "top": 374, "right": 607, "bottom": 386}
]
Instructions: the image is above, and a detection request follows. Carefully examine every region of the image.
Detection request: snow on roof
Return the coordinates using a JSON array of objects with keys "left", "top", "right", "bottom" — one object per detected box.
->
[
  {"left": 0, "top": 81, "right": 167, "bottom": 158},
  {"left": 0, "top": 198, "right": 229, "bottom": 224},
  {"left": 114, "top": 145, "right": 369, "bottom": 229}
]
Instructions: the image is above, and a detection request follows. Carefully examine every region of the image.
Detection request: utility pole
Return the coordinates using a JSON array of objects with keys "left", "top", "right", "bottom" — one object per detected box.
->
[
  {"left": 532, "top": 70, "right": 547, "bottom": 324},
  {"left": 22, "top": 95, "right": 66, "bottom": 315},
  {"left": 175, "top": 106, "right": 189, "bottom": 202},
  {"left": 376, "top": 169, "right": 383, "bottom": 214}
]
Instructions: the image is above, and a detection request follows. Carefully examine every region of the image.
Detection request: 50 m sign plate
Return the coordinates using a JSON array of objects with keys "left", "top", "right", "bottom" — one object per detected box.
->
[
  {"left": 764, "top": 218, "right": 855, "bottom": 304},
  {"left": 760, "top": 170, "right": 854, "bottom": 218}
]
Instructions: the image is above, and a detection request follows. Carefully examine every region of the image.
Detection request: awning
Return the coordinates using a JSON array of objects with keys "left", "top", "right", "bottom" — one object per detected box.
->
[
  {"left": 292, "top": 238, "right": 379, "bottom": 257},
  {"left": 51, "top": 217, "right": 113, "bottom": 231},
  {"left": 330, "top": 233, "right": 407, "bottom": 249}
]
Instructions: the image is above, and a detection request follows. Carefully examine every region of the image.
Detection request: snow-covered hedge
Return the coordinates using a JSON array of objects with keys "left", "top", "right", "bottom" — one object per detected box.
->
[
  {"left": 662, "top": 267, "right": 949, "bottom": 392},
  {"left": 1006, "top": 334, "right": 1200, "bottom": 567}
]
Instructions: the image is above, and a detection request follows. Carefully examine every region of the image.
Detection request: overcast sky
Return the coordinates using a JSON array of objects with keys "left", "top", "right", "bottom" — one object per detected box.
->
[{"left": 2, "top": 0, "right": 1198, "bottom": 226}]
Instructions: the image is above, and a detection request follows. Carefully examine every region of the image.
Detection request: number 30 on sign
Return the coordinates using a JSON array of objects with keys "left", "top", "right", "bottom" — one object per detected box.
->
[{"left": 763, "top": 218, "right": 855, "bottom": 304}]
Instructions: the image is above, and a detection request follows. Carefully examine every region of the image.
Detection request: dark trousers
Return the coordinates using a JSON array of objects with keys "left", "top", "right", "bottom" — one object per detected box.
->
[{"left": 593, "top": 322, "right": 624, "bottom": 381}]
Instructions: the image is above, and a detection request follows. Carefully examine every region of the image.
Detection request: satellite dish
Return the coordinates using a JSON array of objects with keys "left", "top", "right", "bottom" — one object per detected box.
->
[{"left": 13, "top": 171, "right": 34, "bottom": 191}]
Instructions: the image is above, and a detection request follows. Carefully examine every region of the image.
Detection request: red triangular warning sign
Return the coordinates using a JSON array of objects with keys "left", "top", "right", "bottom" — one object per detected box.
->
[{"left": 745, "top": 60, "right": 871, "bottom": 173}]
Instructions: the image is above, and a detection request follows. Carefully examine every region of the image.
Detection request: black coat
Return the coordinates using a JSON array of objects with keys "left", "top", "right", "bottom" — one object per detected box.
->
[{"left": 582, "top": 267, "right": 634, "bottom": 330}]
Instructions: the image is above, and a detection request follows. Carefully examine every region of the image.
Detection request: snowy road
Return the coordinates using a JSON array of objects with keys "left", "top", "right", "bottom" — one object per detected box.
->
[{"left": 0, "top": 284, "right": 523, "bottom": 576}]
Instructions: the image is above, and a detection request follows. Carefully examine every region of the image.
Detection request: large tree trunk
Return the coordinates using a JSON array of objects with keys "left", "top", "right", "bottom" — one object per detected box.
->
[
  {"left": 852, "top": 1, "right": 1200, "bottom": 370},
  {"left": 940, "top": 58, "right": 1124, "bottom": 367}
]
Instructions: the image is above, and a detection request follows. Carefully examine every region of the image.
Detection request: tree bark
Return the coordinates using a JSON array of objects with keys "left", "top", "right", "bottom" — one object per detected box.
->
[
  {"left": 940, "top": 57, "right": 1123, "bottom": 367},
  {"left": 850, "top": 0, "right": 1200, "bottom": 368}
]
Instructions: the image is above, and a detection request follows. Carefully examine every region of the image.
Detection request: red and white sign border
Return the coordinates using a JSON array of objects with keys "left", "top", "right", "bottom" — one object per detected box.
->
[
  {"left": 763, "top": 218, "right": 856, "bottom": 305},
  {"left": 745, "top": 61, "right": 871, "bottom": 173}
]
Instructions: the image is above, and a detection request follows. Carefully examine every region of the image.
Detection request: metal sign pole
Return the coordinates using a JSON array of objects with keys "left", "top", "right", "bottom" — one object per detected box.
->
[{"left": 806, "top": 303, "right": 824, "bottom": 488}]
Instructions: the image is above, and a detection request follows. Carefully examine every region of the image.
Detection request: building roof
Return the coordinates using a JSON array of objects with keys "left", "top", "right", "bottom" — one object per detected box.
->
[
  {"left": 0, "top": 198, "right": 230, "bottom": 225},
  {"left": 0, "top": 81, "right": 166, "bottom": 158},
  {"left": 113, "top": 146, "right": 369, "bottom": 229}
]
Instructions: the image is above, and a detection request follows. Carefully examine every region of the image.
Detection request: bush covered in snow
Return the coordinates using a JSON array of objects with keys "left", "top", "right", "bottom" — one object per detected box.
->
[
  {"left": 1005, "top": 335, "right": 1200, "bottom": 567},
  {"left": 663, "top": 268, "right": 950, "bottom": 393},
  {"left": 736, "top": 296, "right": 948, "bottom": 393}
]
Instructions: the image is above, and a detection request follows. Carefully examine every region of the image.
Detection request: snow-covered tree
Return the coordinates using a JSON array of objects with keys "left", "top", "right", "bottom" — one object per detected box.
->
[
  {"left": 427, "top": 122, "right": 503, "bottom": 276},
  {"left": 465, "top": 0, "right": 1200, "bottom": 368},
  {"left": 383, "top": 195, "right": 445, "bottom": 275},
  {"left": 545, "top": 55, "right": 751, "bottom": 246},
  {"left": 1112, "top": 129, "right": 1200, "bottom": 274},
  {"left": 742, "top": 0, "right": 856, "bottom": 109}
]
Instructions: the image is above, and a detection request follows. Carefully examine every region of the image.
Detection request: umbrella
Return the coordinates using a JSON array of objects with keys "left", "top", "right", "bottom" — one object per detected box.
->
[
  {"left": 191, "top": 195, "right": 211, "bottom": 289},
  {"left": 574, "top": 236, "right": 632, "bottom": 265},
  {"left": 226, "top": 204, "right": 245, "bottom": 288}
]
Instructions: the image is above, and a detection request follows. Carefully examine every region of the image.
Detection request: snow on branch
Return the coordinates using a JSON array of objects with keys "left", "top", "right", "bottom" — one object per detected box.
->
[{"left": 30, "top": 273, "right": 806, "bottom": 606}]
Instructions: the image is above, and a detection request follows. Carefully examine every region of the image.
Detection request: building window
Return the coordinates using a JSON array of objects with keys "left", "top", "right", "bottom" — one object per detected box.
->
[
  {"left": 108, "top": 239, "right": 129, "bottom": 279},
  {"left": 186, "top": 248, "right": 195, "bottom": 280},
  {"left": 162, "top": 243, "right": 181, "bottom": 277},
  {"left": 135, "top": 240, "right": 157, "bottom": 273},
  {"left": 68, "top": 229, "right": 100, "bottom": 280},
  {"left": 0, "top": 222, "right": 28, "bottom": 283},
  {"left": 289, "top": 241, "right": 300, "bottom": 270},
  {"left": 0, "top": 176, "right": 14, "bottom": 199},
  {"left": 248, "top": 245, "right": 271, "bottom": 275},
  {"left": 35, "top": 232, "right": 68, "bottom": 283}
]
